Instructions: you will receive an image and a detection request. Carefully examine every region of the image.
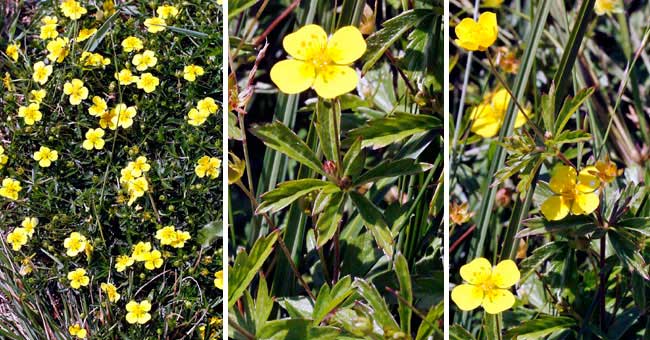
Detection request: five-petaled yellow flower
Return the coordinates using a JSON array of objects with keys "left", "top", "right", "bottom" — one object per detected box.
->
[
  {"left": 270, "top": 24, "right": 366, "bottom": 99},
  {"left": 21, "top": 217, "right": 38, "bottom": 237},
  {"left": 540, "top": 165, "right": 600, "bottom": 221},
  {"left": 115, "top": 255, "right": 134, "bottom": 272},
  {"left": 64, "top": 232, "right": 88, "bottom": 257},
  {"left": 132, "top": 241, "right": 152, "bottom": 261},
  {"left": 111, "top": 104, "right": 138, "bottom": 129},
  {"left": 115, "top": 69, "right": 139, "bottom": 85},
  {"left": 82, "top": 128, "right": 106, "bottom": 150},
  {"left": 30, "top": 89, "right": 47, "bottom": 103},
  {"left": 455, "top": 12, "right": 498, "bottom": 52},
  {"left": 40, "top": 16, "right": 59, "bottom": 40},
  {"left": 122, "top": 36, "right": 144, "bottom": 52},
  {"left": 67, "top": 268, "right": 90, "bottom": 289},
  {"left": 144, "top": 17, "right": 166, "bottom": 33},
  {"left": 18, "top": 103, "right": 43, "bottom": 125},
  {"left": 7, "top": 228, "right": 28, "bottom": 251},
  {"left": 214, "top": 270, "right": 223, "bottom": 289},
  {"left": 143, "top": 249, "right": 163, "bottom": 270},
  {"left": 89, "top": 96, "right": 108, "bottom": 117},
  {"left": 68, "top": 324, "right": 87, "bottom": 339},
  {"left": 133, "top": 50, "right": 157, "bottom": 71},
  {"left": 187, "top": 108, "right": 209, "bottom": 126},
  {"left": 61, "top": 0, "right": 87, "bottom": 20},
  {"left": 137, "top": 73, "right": 160, "bottom": 93},
  {"left": 33, "top": 146, "right": 58, "bottom": 167},
  {"left": 451, "top": 258, "right": 520, "bottom": 314},
  {"left": 195, "top": 156, "right": 221, "bottom": 179},
  {"left": 6, "top": 43, "right": 19, "bottom": 61},
  {"left": 126, "top": 300, "right": 152, "bottom": 324},
  {"left": 100, "top": 282, "right": 121, "bottom": 303},
  {"left": 157, "top": 5, "right": 179, "bottom": 19},
  {"left": 127, "top": 177, "right": 148, "bottom": 205},
  {"left": 46, "top": 37, "right": 69, "bottom": 63},
  {"left": 33, "top": 61, "right": 53, "bottom": 85},
  {"left": 0, "top": 178, "right": 22, "bottom": 200},
  {"left": 470, "top": 88, "right": 528, "bottom": 138},
  {"left": 183, "top": 64, "right": 205, "bottom": 82},
  {"left": 197, "top": 97, "right": 218, "bottom": 115},
  {"left": 63, "top": 79, "right": 89, "bottom": 105},
  {"left": 593, "top": 159, "right": 622, "bottom": 184}
]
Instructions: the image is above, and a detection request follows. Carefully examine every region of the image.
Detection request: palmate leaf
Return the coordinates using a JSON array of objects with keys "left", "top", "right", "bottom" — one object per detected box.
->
[
  {"left": 349, "top": 191, "right": 394, "bottom": 257},
  {"left": 608, "top": 227, "right": 649, "bottom": 280},
  {"left": 518, "top": 241, "right": 569, "bottom": 282},
  {"left": 347, "top": 112, "right": 441, "bottom": 149},
  {"left": 257, "top": 319, "right": 340, "bottom": 340},
  {"left": 517, "top": 216, "right": 597, "bottom": 238},
  {"left": 504, "top": 316, "right": 576, "bottom": 339},
  {"left": 353, "top": 158, "right": 433, "bottom": 187},
  {"left": 552, "top": 87, "right": 594, "bottom": 134},
  {"left": 312, "top": 276, "right": 354, "bottom": 325},
  {"left": 228, "top": 231, "right": 278, "bottom": 308},
  {"left": 257, "top": 179, "right": 336, "bottom": 215}
]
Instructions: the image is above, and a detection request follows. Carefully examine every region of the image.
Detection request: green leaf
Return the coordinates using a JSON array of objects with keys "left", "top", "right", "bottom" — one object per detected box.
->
[
  {"left": 608, "top": 227, "right": 649, "bottom": 280},
  {"left": 504, "top": 316, "right": 576, "bottom": 339},
  {"left": 415, "top": 302, "right": 444, "bottom": 340},
  {"left": 362, "top": 10, "right": 432, "bottom": 73},
  {"left": 553, "top": 87, "right": 594, "bottom": 134},
  {"left": 254, "top": 275, "right": 274, "bottom": 333},
  {"left": 395, "top": 253, "right": 413, "bottom": 335},
  {"left": 353, "top": 278, "right": 400, "bottom": 332},
  {"left": 316, "top": 192, "right": 346, "bottom": 248},
  {"left": 251, "top": 122, "right": 326, "bottom": 176},
  {"left": 608, "top": 307, "right": 641, "bottom": 340},
  {"left": 164, "top": 25, "right": 209, "bottom": 38},
  {"left": 518, "top": 241, "right": 568, "bottom": 282},
  {"left": 257, "top": 179, "right": 334, "bottom": 215},
  {"left": 313, "top": 276, "right": 354, "bottom": 325},
  {"left": 229, "top": 111, "right": 243, "bottom": 141},
  {"left": 353, "top": 159, "right": 433, "bottom": 186},
  {"left": 228, "top": 0, "right": 258, "bottom": 19},
  {"left": 540, "top": 85, "right": 555, "bottom": 133},
  {"left": 449, "top": 324, "right": 476, "bottom": 340},
  {"left": 258, "top": 319, "right": 340, "bottom": 340},
  {"left": 517, "top": 216, "right": 597, "bottom": 238},
  {"left": 342, "top": 137, "right": 365, "bottom": 179},
  {"left": 552, "top": 130, "right": 592, "bottom": 145},
  {"left": 347, "top": 113, "right": 441, "bottom": 149},
  {"left": 349, "top": 191, "right": 394, "bottom": 257},
  {"left": 228, "top": 231, "right": 279, "bottom": 308},
  {"left": 315, "top": 97, "right": 340, "bottom": 165},
  {"left": 196, "top": 221, "right": 223, "bottom": 248},
  {"left": 83, "top": 11, "right": 119, "bottom": 52}
]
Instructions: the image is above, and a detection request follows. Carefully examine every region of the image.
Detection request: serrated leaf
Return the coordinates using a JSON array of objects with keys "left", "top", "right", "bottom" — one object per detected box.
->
[
  {"left": 347, "top": 112, "right": 441, "bottom": 149},
  {"left": 316, "top": 192, "right": 346, "bottom": 248},
  {"left": 553, "top": 87, "right": 594, "bottom": 134},
  {"left": 313, "top": 276, "right": 354, "bottom": 325},
  {"left": 517, "top": 216, "right": 597, "bottom": 238},
  {"left": 449, "top": 324, "right": 476, "bottom": 340},
  {"left": 258, "top": 319, "right": 340, "bottom": 340},
  {"left": 257, "top": 179, "right": 334, "bottom": 215},
  {"left": 315, "top": 100, "right": 340, "bottom": 165},
  {"left": 254, "top": 275, "right": 274, "bottom": 333},
  {"left": 608, "top": 227, "right": 649, "bottom": 280},
  {"left": 228, "top": 232, "right": 278, "bottom": 308},
  {"left": 251, "top": 122, "right": 326, "bottom": 176},
  {"left": 552, "top": 130, "right": 592, "bottom": 145},
  {"left": 518, "top": 241, "right": 568, "bottom": 282},
  {"left": 349, "top": 191, "right": 394, "bottom": 257},
  {"left": 353, "top": 158, "right": 433, "bottom": 186},
  {"left": 504, "top": 316, "right": 576, "bottom": 339},
  {"left": 342, "top": 137, "right": 365, "bottom": 179},
  {"left": 353, "top": 278, "right": 400, "bottom": 332}
]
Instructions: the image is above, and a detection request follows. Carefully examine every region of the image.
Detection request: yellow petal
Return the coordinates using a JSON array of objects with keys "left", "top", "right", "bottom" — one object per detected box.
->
[
  {"left": 326, "top": 26, "right": 366, "bottom": 64},
  {"left": 282, "top": 24, "right": 328, "bottom": 60},
  {"left": 540, "top": 195, "right": 570, "bottom": 221},
  {"left": 549, "top": 165, "right": 577, "bottom": 194},
  {"left": 451, "top": 284, "right": 484, "bottom": 311},
  {"left": 514, "top": 110, "right": 528, "bottom": 128},
  {"left": 491, "top": 259, "right": 520, "bottom": 288},
  {"left": 270, "top": 60, "right": 315, "bottom": 94},
  {"left": 482, "top": 288, "right": 515, "bottom": 314},
  {"left": 476, "top": 12, "right": 498, "bottom": 50},
  {"left": 490, "top": 89, "right": 510, "bottom": 114},
  {"left": 454, "top": 18, "right": 480, "bottom": 51},
  {"left": 470, "top": 105, "right": 501, "bottom": 138},
  {"left": 126, "top": 313, "right": 138, "bottom": 324},
  {"left": 571, "top": 192, "right": 599, "bottom": 215},
  {"left": 312, "top": 65, "right": 358, "bottom": 99},
  {"left": 460, "top": 257, "right": 492, "bottom": 285},
  {"left": 577, "top": 166, "right": 600, "bottom": 193}
]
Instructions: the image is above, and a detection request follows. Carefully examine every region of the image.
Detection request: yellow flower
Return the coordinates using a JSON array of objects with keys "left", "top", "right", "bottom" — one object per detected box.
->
[
  {"left": 125, "top": 300, "right": 152, "bottom": 324},
  {"left": 483, "top": 0, "right": 503, "bottom": 7},
  {"left": 450, "top": 201, "right": 473, "bottom": 225},
  {"left": 33, "top": 146, "right": 58, "bottom": 167},
  {"left": 595, "top": 0, "right": 620, "bottom": 15},
  {"left": 18, "top": 103, "right": 43, "bottom": 125},
  {"left": 63, "top": 79, "right": 89, "bottom": 105},
  {"left": 3, "top": 72, "right": 14, "bottom": 91},
  {"left": 187, "top": 108, "right": 209, "bottom": 126},
  {"left": 102, "top": 0, "right": 116, "bottom": 17},
  {"left": 132, "top": 50, "right": 157, "bottom": 71},
  {"left": 64, "top": 232, "right": 88, "bottom": 257},
  {"left": 77, "top": 28, "right": 97, "bottom": 42},
  {"left": 0, "top": 178, "right": 22, "bottom": 200},
  {"left": 40, "top": 16, "right": 59, "bottom": 40},
  {"left": 183, "top": 64, "right": 204, "bottom": 82},
  {"left": 115, "top": 255, "right": 134, "bottom": 272},
  {"left": 7, "top": 228, "right": 28, "bottom": 251},
  {"left": 30, "top": 89, "right": 47, "bottom": 103},
  {"left": 115, "top": 69, "right": 139, "bottom": 85},
  {"left": 470, "top": 88, "right": 528, "bottom": 138},
  {"left": 197, "top": 97, "right": 218, "bottom": 115},
  {"left": 33, "top": 61, "right": 53, "bottom": 85},
  {"left": 143, "top": 249, "right": 163, "bottom": 270},
  {"left": 99, "top": 110, "right": 118, "bottom": 130},
  {"left": 121, "top": 36, "right": 144, "bottom": 52},
  {"left": 68, "top": 324, "right": 87, "bottom": 339},
  {"left": 5, "top": 43, "right": 19, "bottom": 61},
  {"left": 454, "top": 12, "right": 498, "bottom": 52},
  {"left": 67, "top": 268, "right": 90, "bottom": 289},
  {"left": 214, "top": 270, "right": 223, "bottom": 289},
  {"left": 110, "top": 104, "right": 137, "bottom": 129},
  {"left": 270, "top": 24, "right": 367, "bottom": 99},
  {"left": 127, "top": 177, "right": 148, "bottom": 205},
  {"left": 540, "top": 165, "right": 600, "bottom": 221},
  {"left": 21, "top": 217, "right": 38, "bottom": 237},
  {"left": 593, "top": 159, "right": 622, "bottom": 184},
  {"left": 88, "top": 96, "right": 108, "bottom": 117},
  {"left": 61, "top": 0, "right": 87, "bottom": 20},
  {"left": 451, "top": 258, "right": 519, "bottom": 314},
  {"left": 129, "top": 156, "right": 151, "bottom": 176},
  {"left": 137, "top": 73, "right": 160, "bottom": 93},
  {"left": 171, "top": 230, "right": 191, "bottom": 248},
  {"left": 0, "top": 146, "right": 7, "bottom": 169},
  {"left": 155, "top": 226, "right": 177, "bottom": 246},
  {"left": 82, "top": 128, "right": 105, "bottom": 150},
  {"left": 46, "top": 37, "right": 69, "bottom": 63},
  {"left": 100, "top": 282, "right": 120, "bottom": 303},
  {"left": 80, "top": 51, "right": 111, "bottom": 68},
  {"left": 144, "top": 17, "right": 166, "bottom": 33},
  {"left": 195, "top": 156, "right": 221, "bottom": 179},
  {"left": 132, "top": 241, "right": 152, "bottom": 262},
  {"left": 157, "top": 5, "right": 179, "bottom": 19}
]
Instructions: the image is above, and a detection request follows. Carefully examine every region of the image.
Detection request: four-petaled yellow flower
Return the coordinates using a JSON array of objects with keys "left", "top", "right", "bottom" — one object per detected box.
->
[
  {"left": 68, "top": 324, "right": 87, "bottom": 339},
  {"left": 115, "top": 69, "right": 139, "bottom": 85},
  {"left": 125, "top": 300, "right": 152, "bottom": 324},
  {"left": 157, "top": 5, "right": 179, "bottom": 19},
  {"left": 197, "top": 97, "right": 218, "bottom": 115},
  {"left": 46, "top": 37, "right": 69, "bottom": 63},
  {"left": 30, "top": 89, "right": 47, "bottom": 103},
  {"left": 595, "top": 0, "right": 620, "bottom": 15},
  {"left": 21, "top": 217, "right": 38, "bottom": 237},
  {"left": 122, "top": 36, "right": 144, "bottom": 52},
  {"left": 82, "top": 128, "right": 106, "bottom": 150},
  {"left": 270, "top": 24, "right": 367, "bottom": 99},
  {"left": 144, "top": 17, "right": 166, "bottom": 33},
  {"left": 137, "top": 73, "right": 160, "bottom": 93},
  {"left": 18, "top": 103, "right": 43, "bottom": 125},
  {"left": 115, "top": 255, "right": 134, "bottom": 272},
  {"left": 100, "top": 282, "right": 121, "bottom": 303},
  {"left": 455, "top": 12, "right": 498, "bottom": 52},
  {"left": 61, "top": 0, "right": 87, "bottom": 20},
  {"left": 33, "top": 61, "right": 53, "bottom": 85},
  {"left": 7, "top": 228, "right": 28, "bottom": 251},
  {"left": 214, "top": 270, "right": 223, "bottom": 289},
  {"left": 33, "top": 146, "right": 59, "bottom": 167},
  {"left": 540, "top": 165, "right": 600, "bottom": 221},
  {"left": 452, "top": 257, "right": 520, "bottom": 314},
  {"left": 143, "top": 249, "right": 163, "bottom": 270},
  {"left": 64, "top": 232, "right": 88, "bottom": 257},
  {"left": 6, "top": 43, "right": 19, "bottom": 61},
  {"left": 63, "top": 79, "right": 89, "bottom": 105},
  {"left": 88, "top": 96, "right": 108, "bottom": 117},
  {"left": 183, "top": 64, "right": 205, "bottom": 82},
  {"left": 133, "top": 50, "right": 157, "bottom": 71},
  {"left": 0, "top": 178, "right": 22, "bottom": 200},
  {"left": 40, "top": 16, "right": 59, "bottom": 40},
  {"left": 67, "top": 268, "right": 90, "bottom": 289},
  {"left": 195, "top": 156, "right": 221, "bottom": 179},
  {"left": 470, "top": 88, "right": 528, "bottom": 138}
]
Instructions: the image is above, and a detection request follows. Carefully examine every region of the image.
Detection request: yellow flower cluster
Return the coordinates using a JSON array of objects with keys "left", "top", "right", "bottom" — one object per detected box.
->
[
  {"left": 187, "top": 97, "right": 219, "bottom": 126},
  {"left": 6, "top": 218, "right": 38, "bottom": 251},
  {"left": 60, "top": 0, "right": 87, "bottom": 20},
  {"left": 119, "top": 156, "right": 151, "bottom": 206},
  {"left": 155, "top": 225, "right": 191, "bottom": 248},
  {"left": 80, "top": 51, "right": 111, "bottom": 68},
  {"left": 69, "top": 324, "right": 87, "bottom": 339}
]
